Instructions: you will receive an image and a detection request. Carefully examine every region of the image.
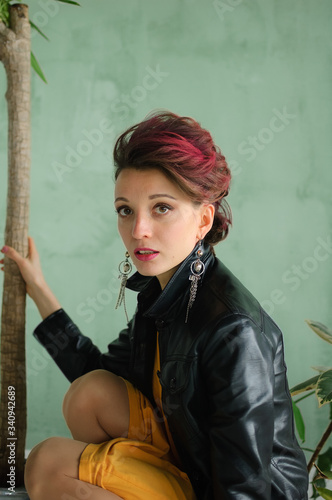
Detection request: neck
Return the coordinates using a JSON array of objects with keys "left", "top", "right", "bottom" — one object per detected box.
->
[{"left": 157, "top": 264, "right": 180, "bottom": 290}]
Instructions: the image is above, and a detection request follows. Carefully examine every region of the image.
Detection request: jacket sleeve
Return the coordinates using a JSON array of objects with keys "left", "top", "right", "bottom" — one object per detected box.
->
[
  {"left": 201, "top": 314, "right": 276, "bottom": 499},
  {"left": 33, "top": 308, "right": 133, "bottom": 383}
]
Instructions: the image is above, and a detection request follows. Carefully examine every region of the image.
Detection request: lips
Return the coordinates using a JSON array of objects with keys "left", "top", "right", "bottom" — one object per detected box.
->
[{"left": 134, "top": 248, "right": 159, "bottom": 261}]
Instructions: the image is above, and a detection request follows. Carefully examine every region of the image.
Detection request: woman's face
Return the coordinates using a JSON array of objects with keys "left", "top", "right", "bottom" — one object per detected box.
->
[{"left": 114, "top": 168, "right": 214, "bottom": 289}]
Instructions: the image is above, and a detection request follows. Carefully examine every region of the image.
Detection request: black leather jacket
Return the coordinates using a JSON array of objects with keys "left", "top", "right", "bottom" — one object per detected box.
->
[{"left": 34, "top": 242, "right": 308, "bottom": 499}]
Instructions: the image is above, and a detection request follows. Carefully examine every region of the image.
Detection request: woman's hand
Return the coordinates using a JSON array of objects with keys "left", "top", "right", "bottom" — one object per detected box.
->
[
  {"left": 1, "top": 236, "right": 44, "bottom": 296},
  {"left": 1, "top": 236, "right": 62, "bottom": 319}
]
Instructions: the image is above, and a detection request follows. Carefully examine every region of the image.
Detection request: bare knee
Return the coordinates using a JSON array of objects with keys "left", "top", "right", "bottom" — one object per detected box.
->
[
  {"left": 25, "top": 437, "right": 87, "bottom": 500},
  {"left": 63, "top": 369, "right": 129, "bottom": 439},
  {"left": 25, "top": 437, "right": 63, "bottom": 498},
  {"left": 63, "top": 369, "right": 118, "bottom": 422}
]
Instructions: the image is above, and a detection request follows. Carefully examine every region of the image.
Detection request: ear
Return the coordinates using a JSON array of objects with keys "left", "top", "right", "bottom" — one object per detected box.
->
[{"left": 197, "top": 204, "right": 215, "bottom": 240}]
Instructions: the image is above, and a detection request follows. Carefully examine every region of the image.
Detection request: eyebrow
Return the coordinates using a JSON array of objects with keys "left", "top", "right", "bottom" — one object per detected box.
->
[
  {"left": 114, "top": 194, "right": 177, "bottom": 203},
  {"left": 149, "top": 194, "right": 176, "bottom": 200}
]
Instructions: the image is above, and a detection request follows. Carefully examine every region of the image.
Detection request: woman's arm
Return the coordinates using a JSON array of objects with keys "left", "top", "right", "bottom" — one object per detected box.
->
[
  {"left": 1, "top": 237, "right": 133, "bottom": 382},
  {"left": 202, "top": 314, "right": 307, "bottom": 499},
  {"left": 201, "top": 316, "right": 273, "bottom": 498},
  {"left": 33, "top": 308, "right": 133, "bottom": 382},
  {"left": 1, "top": 236, "right": 61, "bottom": 319}
]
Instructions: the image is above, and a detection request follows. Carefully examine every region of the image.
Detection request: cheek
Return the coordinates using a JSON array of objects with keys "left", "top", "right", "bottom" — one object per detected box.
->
[
  {"left": 181, "top": 213, "right": 200, "bottom": 238},
  {"left": 117, "top": 222, "right": 128, "bottom": 242},
  {"left": 170, "top": 221, "right": 198, "bottom": 245}
]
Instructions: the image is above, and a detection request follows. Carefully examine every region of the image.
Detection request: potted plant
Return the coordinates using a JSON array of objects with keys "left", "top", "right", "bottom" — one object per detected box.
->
[{"left": 291, "top": 320, "right": 332, "bottom": 499}]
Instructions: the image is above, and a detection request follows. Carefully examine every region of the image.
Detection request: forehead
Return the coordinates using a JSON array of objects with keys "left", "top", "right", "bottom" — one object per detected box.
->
[{"left": 114, "top": 168, "right": 182, "bottom": 199}]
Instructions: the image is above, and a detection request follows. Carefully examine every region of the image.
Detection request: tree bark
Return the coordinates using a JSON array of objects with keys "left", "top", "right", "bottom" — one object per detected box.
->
[{"left": 0, "top": 4, "right": 30, "bottom": 488}]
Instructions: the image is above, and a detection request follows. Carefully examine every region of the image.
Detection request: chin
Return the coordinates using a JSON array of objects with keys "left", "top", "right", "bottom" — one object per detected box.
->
[{"left": 134, "top": 263, "right": 160, "bottom": 277}]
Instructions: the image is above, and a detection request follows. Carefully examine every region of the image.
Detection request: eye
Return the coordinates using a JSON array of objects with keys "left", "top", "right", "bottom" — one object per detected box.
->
[
  {"left": 116, "top": 206, "right": 132, "bottom": 217},
  {"left": 154, "top": 204, "right": 172, "bottom": 215}
]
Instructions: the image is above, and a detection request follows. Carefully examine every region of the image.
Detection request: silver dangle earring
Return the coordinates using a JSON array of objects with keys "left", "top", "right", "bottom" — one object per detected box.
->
[
  {"left": 185, "top": 242, "right": 205, "bottom": 323},
  {"left": 115, "top": 251, "right": 132, "bottom": 323}
]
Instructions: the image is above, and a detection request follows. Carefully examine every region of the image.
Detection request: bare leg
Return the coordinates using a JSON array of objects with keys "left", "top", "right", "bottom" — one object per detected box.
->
[
  {"left": 25, "top": 437, "right": 123, "bottom": 500},
  {"left": 62, "top": 370, "right": 130, "bottom": 443}
]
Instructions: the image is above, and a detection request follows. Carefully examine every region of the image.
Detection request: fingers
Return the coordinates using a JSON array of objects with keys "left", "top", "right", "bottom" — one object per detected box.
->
[
  {"left": 0, "top": 246, "right": 13, "bottom": 271},
  {"left": 1, "top": 238, "right": 33, "bottom": 264},
  {"left": 1, "top": 237, "right": 41, "bottom": 277},
  {"left": 28, "top": 236, "right": 38, "bottom": 259},
  {"left": 1, "top": 245, "right": 22, "bottom": 263}
]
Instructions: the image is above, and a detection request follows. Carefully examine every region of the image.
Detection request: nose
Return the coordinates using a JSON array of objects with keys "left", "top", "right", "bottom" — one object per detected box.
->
[{"left": 131, "top": 213, "right": 152, "bottom": 240}]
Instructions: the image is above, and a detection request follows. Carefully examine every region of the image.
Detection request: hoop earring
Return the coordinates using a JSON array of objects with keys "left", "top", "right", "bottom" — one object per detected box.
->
[
  {"left": 115, "top": 251, "right": 132, "bottom": 323},
  {"left": 185, "top": 242, "right": 205, "bottom": 323}
]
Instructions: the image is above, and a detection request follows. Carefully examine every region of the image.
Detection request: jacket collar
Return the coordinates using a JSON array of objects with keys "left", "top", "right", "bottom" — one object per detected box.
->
[{"left": 126, "top": 240, "right": 215, "bottom": 319}]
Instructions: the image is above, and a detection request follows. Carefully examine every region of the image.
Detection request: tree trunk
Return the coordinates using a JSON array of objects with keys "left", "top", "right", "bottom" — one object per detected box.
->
[{"left": 0, "top": 4, "right": 30, "bottom": 488}]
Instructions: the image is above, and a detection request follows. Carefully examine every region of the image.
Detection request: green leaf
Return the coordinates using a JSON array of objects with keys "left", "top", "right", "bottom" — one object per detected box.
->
[
  {"left": 314, "top": 463, "right": 332, "bottom": 484},
  {"left": 31, "top": 51, "right": 47, "bottom": 84},
  {"left": 318, "top": 448, "right": 332, "bottom": 477},
  {"left": 314, "top": 486, "right": 332, "bottom": 500},
  {"left": 294, "top": 390, "right": 316, "bottom": 404},
  {"left": 312, "top": 366, "right": 332, "bottom": 374},
  {"left": 30, "top": 20, "right": 49, "bottom": 41},
  {"left": 316, "top": 370, "right": 332, "bottom": 407},
  {"left": 313, "top": 478, "right": 326, "bottom": 499},
  {"left": 55, "top": 0, "right": 81, "bottom": 5},
  {"left": 306, "top": 319, "right": 332, "bottom": 344},
  {"left": 290, "top": 375, "right": 320, "bottom": 396},
  {"left": 292, "top": 401, "right": 305, "bottom": 442},
  {"left": 0, "top": 0, "right": 10, "bottom": 26},
  {"left": 317, "top": 467, "right": 332, "bottom": 480}
]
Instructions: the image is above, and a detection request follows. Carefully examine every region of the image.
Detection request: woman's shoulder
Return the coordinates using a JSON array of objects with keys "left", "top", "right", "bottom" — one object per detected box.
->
[
  {"left": 200, "top": 258, "right": 261, "bottom": 320},
  {"left": 193, "top": 258, "right": 283, "bottom": 348}
]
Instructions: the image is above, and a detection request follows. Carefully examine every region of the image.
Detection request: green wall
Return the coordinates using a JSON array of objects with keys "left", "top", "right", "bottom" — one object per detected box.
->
[{"left": 1, "top": 0, "right": 331, "bottom": 471}]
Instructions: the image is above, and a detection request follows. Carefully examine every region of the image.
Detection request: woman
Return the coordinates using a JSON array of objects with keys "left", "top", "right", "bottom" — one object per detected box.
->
[{"left": 1, "top": 111, "right": 308, "bottom": 499}]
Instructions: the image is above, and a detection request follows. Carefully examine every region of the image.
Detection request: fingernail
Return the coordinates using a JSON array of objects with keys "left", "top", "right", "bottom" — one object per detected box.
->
[{"left": 1, "top": 246, "right": 8, "bottom": 253}]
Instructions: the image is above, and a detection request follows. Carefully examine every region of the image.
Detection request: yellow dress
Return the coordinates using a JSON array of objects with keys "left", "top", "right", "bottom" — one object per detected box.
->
[{"left": 79, "top": 333, "right": 196, "bottom": 500}]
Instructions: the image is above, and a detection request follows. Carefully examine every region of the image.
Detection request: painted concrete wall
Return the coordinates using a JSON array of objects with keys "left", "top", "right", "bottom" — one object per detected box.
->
[{"left": 0, "top": 0, "right": 331, "bottom": 465}]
